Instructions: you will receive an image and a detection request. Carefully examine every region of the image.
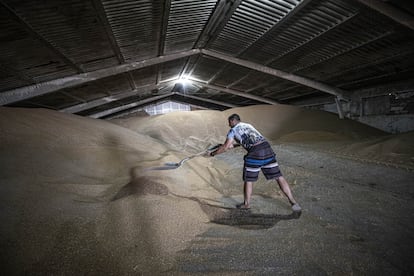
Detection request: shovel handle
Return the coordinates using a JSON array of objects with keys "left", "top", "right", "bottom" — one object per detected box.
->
[{"left": 207, "top": 144, "right": 222, "bottom": 151}]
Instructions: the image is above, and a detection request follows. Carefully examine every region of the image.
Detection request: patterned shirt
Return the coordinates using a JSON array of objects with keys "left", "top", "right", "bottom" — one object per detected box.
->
[{"left": 227, "top": 122, "right": 266, "bottom": 150}]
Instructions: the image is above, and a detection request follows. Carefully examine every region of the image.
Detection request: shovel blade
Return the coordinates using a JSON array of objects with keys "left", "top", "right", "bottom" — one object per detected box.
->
[{"left": 164, "top": 162, "right": 180, "bottom": 166}]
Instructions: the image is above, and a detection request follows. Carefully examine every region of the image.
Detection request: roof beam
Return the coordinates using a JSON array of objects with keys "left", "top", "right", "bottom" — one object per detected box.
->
[
  {"left": 293, "top": 30, "right": 393, "bottom": 73},
  {"left": 357, "top": 0, "right": 414, "bottom": 30},
  {"left": 202, "top": 0, "right": 243, "bottom": 48},
  {"left": 264, "top": 14, "right": 359, "bottom": 67},
  {"left": 158, "top": 0, "right": 171, "bottom": 56},
  {"left": 229, "top": 6, "right": 358, "bottom": 89},
  {"left": 89, "top": 93, "right": 174, "bottom": 119},
  {"left": 0, "top": 49, "right": 201, "bottom": 106},
  {"left": 190, "top": 79, "right": 278, "bottom": 105},
  {"left": 324, "top": 48, "right": 413, "bottom": 83},
  {"left": 91, "top": 0, "right": 123, "bottom": 63},
  {"left": 178, "top": 0, "right": 234, "bottom": 79},
  {"left": 176, "top": 92, "right": 237, "bottom": 108},
  {"left": 201, "top": 49, "right": 350, "bottom": 100},
  {"left": 238, "top": 0, "right": 313, "bottom": 57},
  {"left": 171, "top": 95, "right": 223, "bottom": 110},
  {"left": 105, "top": 93, "right": 233, "bottom": 120},
  {"left": 156, "top": 0, "right": 172, "bottom": 85},
  {"left": 104, "top": 97, "right": 214, "bottom": 120},
  {"left": 91, "top": 0, "right": 138, "bottom": 91},
  {"left": 60, "top": 81, "right": 176, "bottom": 114}
]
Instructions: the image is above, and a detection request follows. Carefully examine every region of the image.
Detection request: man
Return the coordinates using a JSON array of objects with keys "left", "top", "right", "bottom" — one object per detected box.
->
[{"left": 209, "top": 113, "right": 301, "bottom": 212}]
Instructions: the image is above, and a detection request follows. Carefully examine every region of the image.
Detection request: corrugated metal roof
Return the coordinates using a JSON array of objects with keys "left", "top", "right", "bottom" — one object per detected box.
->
[{"left": 0, "top": 0, "right": 412, "bottom": 117}]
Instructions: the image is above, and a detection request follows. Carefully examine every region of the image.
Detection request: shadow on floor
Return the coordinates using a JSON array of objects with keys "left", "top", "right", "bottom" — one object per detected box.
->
[{"left": 198, "top": 199, "right": 301, "bottom": 230}]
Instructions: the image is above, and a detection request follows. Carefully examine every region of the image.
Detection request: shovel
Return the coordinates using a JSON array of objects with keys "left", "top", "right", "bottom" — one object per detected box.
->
[
  {"left": 148, "top": 144, "right": 222, "bottom": 170},
  {"left": 164, "top": 144, "right": 222, "bottom": 168}
]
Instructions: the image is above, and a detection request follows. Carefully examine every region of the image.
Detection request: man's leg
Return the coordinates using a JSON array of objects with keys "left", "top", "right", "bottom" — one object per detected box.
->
[
  {"left": 276, "top": 176, "right": 301, "bottom": 211},
  {"left": 243, "top": 181, "right": 253, "bottom": 207}
]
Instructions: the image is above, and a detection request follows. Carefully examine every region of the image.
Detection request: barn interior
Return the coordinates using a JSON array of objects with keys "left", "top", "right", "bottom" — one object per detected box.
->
[{"left": 1, "top": 0, "right": 413, "bottom": 274}]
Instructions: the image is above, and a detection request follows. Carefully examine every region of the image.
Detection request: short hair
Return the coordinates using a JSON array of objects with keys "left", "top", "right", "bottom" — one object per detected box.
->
[{"left": 228, "top": 113, "right": 240, "bottom": 121}]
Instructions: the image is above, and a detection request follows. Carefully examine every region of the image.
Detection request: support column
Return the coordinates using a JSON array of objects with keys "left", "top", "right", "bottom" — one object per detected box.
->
[{"left": 335, "top": 97, "right": 344, "bottom": 119}]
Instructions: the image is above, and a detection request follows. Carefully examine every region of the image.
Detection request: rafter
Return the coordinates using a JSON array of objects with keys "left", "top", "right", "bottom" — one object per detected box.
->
[
  {"left": 238, "top": 0, "right": 313, "bottom": 58},
  {"left": 176, "top": 92, "right": 237, "bottom": 108},
  {"left": 178, "top": 0, "right": 233, "bottom": 81},
  {"left": 293, "top": 30, "right": 393, "bottom": 72},
  {"left": 202, "top": 0, "right": 243, "bottom": 48},
  {"left": 190, "top": 79, "right": 278, "bottom": 105},
  {"left": 267, "top": 14, "right": 359, "bottom": 68},
  {"left": 171, "top": 94, "right": 226, "bottom": 110},
  {"left": 89, "top": 93, "right": 174, "bottom": 119},
  {"left": 94, "top": 92, "right": 234, "bottom": 120},
  {"left": 201, "top": 49, "right": 350, "bottom": 100},
  {"left": 61, "top": 81, "right": 176, "bottom": 114},
  {"left": 0, "top": 49, "right": 201, "bottom": 106},
  {"left": 159, "top": 0, "right": 171, "bottom": 56},
  {"left": 104, "top": 100, "right": 210, "bottom": 120},
  {"left": 91, "top": 0, "right": 136, "bottom": 90}
]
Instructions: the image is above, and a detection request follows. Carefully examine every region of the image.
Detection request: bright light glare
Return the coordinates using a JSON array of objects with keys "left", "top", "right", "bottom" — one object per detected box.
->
[{"left": 176, "top": 76, "right": 192, "bottom": 86}]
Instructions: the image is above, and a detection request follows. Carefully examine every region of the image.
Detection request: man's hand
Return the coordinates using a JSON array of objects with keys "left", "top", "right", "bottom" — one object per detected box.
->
[
  {"left": 205, "top": 140, "right": 241, "bottom": 158},
  {"left": 207, "top": 144, "right": 222, "bottom": 151},
  {"left": 204, "top": 144, "right": 221, "bottom": 157},
  {"left": 204, "top": 150, "right": 214, "bottom": 157}
]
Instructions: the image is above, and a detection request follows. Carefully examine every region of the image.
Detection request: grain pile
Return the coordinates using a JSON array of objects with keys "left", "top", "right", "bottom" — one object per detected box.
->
[{"left": 0, "top": 105, "right": 412, "bottom": 274}]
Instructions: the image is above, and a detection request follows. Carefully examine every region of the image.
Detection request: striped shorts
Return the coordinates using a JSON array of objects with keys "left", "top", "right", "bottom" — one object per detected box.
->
[{"left": 243, "top": 141, "right": 282, "bottom": 182}]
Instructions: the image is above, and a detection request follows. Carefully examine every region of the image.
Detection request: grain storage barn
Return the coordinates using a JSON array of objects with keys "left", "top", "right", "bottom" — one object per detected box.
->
[{"left": 1, "top": 0, "right": 413, "bottom": 274}]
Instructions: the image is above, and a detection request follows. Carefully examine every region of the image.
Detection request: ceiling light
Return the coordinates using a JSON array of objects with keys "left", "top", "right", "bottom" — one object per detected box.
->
[{"left": 176, "top": 76, "right": 192, "bottom": 86}]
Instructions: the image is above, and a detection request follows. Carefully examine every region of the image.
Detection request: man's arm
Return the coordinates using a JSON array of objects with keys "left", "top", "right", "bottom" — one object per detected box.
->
[{"left": 210, "top": 137, "right": 235, "bottom": 156}]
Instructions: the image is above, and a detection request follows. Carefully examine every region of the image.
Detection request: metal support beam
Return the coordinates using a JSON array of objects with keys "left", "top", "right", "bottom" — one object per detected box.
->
[
  {"left": 156, "top": 0, "right": 171, "bottom": 85},
  {"left": 294, "top": 30, "right": 393, "bottom": 73},
  {"left": 202, "top": 0, "right": 243, "bottom": 48},
  {"left": 103, "top": 97, "right": 213, "bottom": 120},
  {"left": 176, "top": 92, "right": 237, "bottom": 108},
  {"left": 0, "top": 49, "right": 201, "bottom": 106},
  {"left": 92, "top": 0, "right": 138, "bottom": 91},
  {"left": 90, "top": 93, "right": 174, "bottom": 119},
  {"left": 91, "top": 0, "right": 123, "bottom": 63},
  {"left": 104, "top": 93, "right": 234, "bottom": 119},
  {"left": 264, "top": 14, "right": 358, "bottom": 67},
  {"left": 238, "top": 0, "right": 313, "bottom": 58},
  {"left": 201, "top": 49, "right": 350, "bottom": 101},
  {"left": 190, "top": 79, "right": 278, "bottom": 105},
  {"left": 170, "top": 96, "right": 214, "bottom": 110},
  {"left": 357, "top": 0, "right": 414, "bottom": 30},
  {"left": 297, "top": 100, "right": 335, "bottom": 107},
  {"left": 335, "top": 97, "right": 345, "bottom": 119},
  {"left": 159, "top": 0, "right": 171, "bottom": 56},
  {"left": 60, "top": 80, "right": 176, "bottom": 114}
]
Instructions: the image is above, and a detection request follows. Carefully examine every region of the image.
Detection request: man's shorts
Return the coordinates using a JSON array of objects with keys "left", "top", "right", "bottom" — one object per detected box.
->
[{"left": 243, "top": 141, "right": 282, "bottom": 182}]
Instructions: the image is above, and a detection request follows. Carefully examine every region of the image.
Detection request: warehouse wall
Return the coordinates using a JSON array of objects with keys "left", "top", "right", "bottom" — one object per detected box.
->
[{"left": 320, "top": 90, "right": 414, "bottom": 134}]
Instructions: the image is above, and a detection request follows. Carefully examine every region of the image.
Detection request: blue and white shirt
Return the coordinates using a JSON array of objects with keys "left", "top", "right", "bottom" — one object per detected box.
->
[{"left": 227, "top": 122, "right": 266, "bottom": 150}]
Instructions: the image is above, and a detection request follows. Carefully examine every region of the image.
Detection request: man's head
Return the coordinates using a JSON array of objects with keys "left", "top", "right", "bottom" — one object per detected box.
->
[{"left": 228, "top": 113, "right": 240, "bottom": 128}]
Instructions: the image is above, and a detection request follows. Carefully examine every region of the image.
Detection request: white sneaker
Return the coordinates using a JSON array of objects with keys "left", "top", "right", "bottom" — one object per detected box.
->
[{"left": 292, "top": 203, "right": 302, "bottom": 212}]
